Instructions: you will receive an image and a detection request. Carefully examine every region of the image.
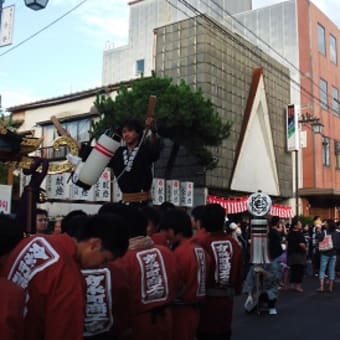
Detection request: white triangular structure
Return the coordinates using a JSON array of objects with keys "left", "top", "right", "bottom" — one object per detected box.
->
[{"left": 230, "top": 74, "right": 280, "bottom": 196}]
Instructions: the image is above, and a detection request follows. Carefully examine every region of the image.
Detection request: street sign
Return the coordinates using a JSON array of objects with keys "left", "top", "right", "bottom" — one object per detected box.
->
[{"left": 0, "top": 5, "right": 15, "bottom": 47}]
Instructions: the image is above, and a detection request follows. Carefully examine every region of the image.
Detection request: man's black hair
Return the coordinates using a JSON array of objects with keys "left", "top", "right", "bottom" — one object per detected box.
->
[
  {"left": 191, "top": 205, "right": 206, "bottom": 221},
  {"left": 291, "top": 215, "right": 300, "bottom": 227},
  {"left": 36, "top": 208, "right": 48, "bottom": 216},
  {"left": 76, "top": 213, "right": 129, "bottom": 258},
  {"left": 61, "top": 210, "right": 87, "bottom": 234},
  {"left": 120, "top": 118, "right": 143, "bottom": 136},
  {"left": 98, "top": 202, "right": 124, "bottom": 215},
  {"left": 125, "top": 207, "right": 148, "bottom": 238},
  {"left": 62, "top": 215, "right": 89, "bottom": 239},
  {"left": 159, "top": 208, "right": 193, "bottom": 238},
  {"left": 270, "top": 216, "right": 280, "bottom": 227},
  {"left": 141, "top": 206, "right": 161, "bottom": 229},
  {"left": 158, "top": 201, "right": 176, "bottom": 215},
  {"left": 98, "top": 203, "right": 148, "bottom": 239},
  {"left": 326, "top": 219, "right": 336, "bottom": 232},
  {"left": 201, "top": 203, "right": 226, "bottom": 232},
  {"left": 0, "top": 214, "right": 23, "bottom": 257}
]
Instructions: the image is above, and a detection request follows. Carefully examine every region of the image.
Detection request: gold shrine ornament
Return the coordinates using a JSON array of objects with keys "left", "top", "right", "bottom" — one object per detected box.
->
[{"left": 18, "top": 136, "right": 79, "bottom": 174}]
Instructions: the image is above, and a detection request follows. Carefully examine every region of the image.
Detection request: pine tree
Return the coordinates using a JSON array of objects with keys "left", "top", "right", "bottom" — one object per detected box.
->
[{"left": 92, "top": 73, "right": 232, "bottom": 177}]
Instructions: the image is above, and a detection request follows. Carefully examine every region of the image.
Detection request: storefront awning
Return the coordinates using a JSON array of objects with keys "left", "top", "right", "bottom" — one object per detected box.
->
[{"left": 207, "top": 195, "right": 293, "bottom": 218}]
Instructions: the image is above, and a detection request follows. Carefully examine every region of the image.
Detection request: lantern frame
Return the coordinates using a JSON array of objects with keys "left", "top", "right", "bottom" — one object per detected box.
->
[{"left": 24, "top": 0, "right": 49, "bottom": 11}]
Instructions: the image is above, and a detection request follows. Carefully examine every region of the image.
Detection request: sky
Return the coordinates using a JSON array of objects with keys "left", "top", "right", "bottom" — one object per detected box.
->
[{"left": 0, "top": 0, "right": 339, "bottom": 110}]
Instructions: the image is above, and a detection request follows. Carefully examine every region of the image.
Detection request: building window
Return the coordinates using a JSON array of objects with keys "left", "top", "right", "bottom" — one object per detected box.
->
[
  {"left": 330, "top": 34, "right": 337, "bottom": 64},
  {"left": 322, "top": 136, "right": 330, "bottom": 167},
  {"left": 332, "top": 86, "right": 339, "bottom": 115},
  {"left": 335, "top": 141, "right": 340, "bottom": 169},
  {"left": 41, "top": 118, "right": 91, "bottom": 159},
  {"left": 320, "top": 78, "right": 328, "bottom": 110},
  {"left": 136, "top": 59, "right": 145, "bottom": 75},
  {"left": 318, "top": 24, "right": 326, "bottom": 55},
  {"left": 62, "top": 119, "right": 91, "bottom": 143}
]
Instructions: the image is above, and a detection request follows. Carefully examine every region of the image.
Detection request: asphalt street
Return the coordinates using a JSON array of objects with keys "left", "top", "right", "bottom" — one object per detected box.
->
[{"left": 232, "top": 276, "right": 340, "bottom": 340}]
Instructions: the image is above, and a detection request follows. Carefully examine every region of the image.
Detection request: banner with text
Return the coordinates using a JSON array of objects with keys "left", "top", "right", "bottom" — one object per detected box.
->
[
  {"left": 287, "top": 104, "right": 299, "bottom": 151},
  {"left": 207, "top": 194, "right": 293, "bottom": 218},
  {"left": 0, "top": 184, "right": 12, "bottom": 214}
]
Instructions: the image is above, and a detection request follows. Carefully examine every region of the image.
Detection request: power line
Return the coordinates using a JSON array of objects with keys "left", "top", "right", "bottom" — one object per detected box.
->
[
  {"left": 174, "top": 0, "right": 313, "bottom": 99},
  {"left": 167, "top": 0, "right": 337, "bottom": 116},
  {"left": 164, "top": 1, "right": 302, "bottom": 100},
  {"left": 198, "top": 0, "right": 340, "bottom": 115},
  {"left": 202, "top": 0, "right": 333, "bottom": 113},
  {"left": 0, "top": 0, "right": 89, "bottom": 57}
]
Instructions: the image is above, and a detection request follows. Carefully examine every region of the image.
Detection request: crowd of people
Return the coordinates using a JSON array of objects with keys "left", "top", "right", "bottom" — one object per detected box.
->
[
  {"left": 234, "top": 214, "right": 340, "bottom": 315},
  {"left": 2, "top": 200, "right": 340, "bottom": 340},
  {"left": 2, "top": 116, "right": 340, "bottom": 339},
  {"left": 0, "top": 202, "right": 243, "bottom": 340}
]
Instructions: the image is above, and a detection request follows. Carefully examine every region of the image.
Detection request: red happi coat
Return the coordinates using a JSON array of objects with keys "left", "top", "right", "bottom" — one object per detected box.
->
[
  {"left": 191, "top": 228, "right": 209, "bottom": 244},
  {"left": 197, "top": 232, "right": 243, "bottom": 335},
  {"left": 150, "top": 231, "right": 169, "bottom": 247},
  {"left": 121, "top": 240, "right": 179, "bottom": 340},
  {"left": 83, "top": 258, "right": 133, "bottom": 339},
  {"left": 172, "top": 239, "right": 210, "bottom": 340},
  {"left": 0, "top": 278, "right": 25, "bottom": 340},
  {"left": 1, "top": 234, "right": 85, "bottom": 340}
]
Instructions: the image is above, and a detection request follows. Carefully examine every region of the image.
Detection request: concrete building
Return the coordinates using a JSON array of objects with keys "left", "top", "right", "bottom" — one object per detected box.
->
[
  {"left": 153, "top": 15, "right": 292, "bottom": 204},
  {"left": 233, "top": 0, "right": 340, "bottom": 218},
  {"left": 102, "top": 0, "right": 251, "bottom": 85}
]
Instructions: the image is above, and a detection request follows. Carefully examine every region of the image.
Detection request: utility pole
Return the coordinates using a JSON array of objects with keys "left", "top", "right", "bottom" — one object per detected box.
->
[
  {"left": 295, "top": 149, "right": 299, "bottom": 217},
  {"left": 297, "top": 114, "right": 324, "bottom": 217}
]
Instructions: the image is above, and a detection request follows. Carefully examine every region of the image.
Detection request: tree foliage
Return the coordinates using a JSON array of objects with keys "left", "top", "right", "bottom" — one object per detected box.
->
[
  {"left": 0, "top": 113, "right": 15, "bottom": 184},
  {"left": 92, "top": 73, "right": 232, "bottom": 169}
]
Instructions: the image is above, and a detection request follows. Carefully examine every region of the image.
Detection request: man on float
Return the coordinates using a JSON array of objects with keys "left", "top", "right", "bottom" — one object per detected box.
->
[{"left": 108, "top": 115, "right": 161, "bottom": 206}]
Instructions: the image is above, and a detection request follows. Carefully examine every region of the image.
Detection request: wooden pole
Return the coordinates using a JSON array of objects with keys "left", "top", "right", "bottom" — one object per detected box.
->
[
  {"left": 7, "top": 163, "right": 14, "bottom": 185},
  {"left": 147, "top": 95, "right": 157, "bottom": 118}
]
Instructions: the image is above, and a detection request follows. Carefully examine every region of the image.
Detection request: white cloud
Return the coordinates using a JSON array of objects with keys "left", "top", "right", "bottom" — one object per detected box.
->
[
  {"left": 79, "top": 12, "right": 129, "bottom": 47},
  {"left": 51, "top": 0, "right": 129, "bottom": 47}
]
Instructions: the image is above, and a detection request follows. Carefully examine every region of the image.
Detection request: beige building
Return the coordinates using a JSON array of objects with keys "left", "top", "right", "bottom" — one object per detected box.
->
[{"left": 9, "top": 84, "right": 123, "bottom": 217}]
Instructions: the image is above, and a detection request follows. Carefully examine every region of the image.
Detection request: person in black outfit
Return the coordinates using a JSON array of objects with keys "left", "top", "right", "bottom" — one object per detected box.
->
[
  {"left": 268, "top": 216, "right": 284, "bottom": 275},
  {"left": 287, "top": 216, "right": 307, "bottom": 292},
  {"left": 108, "top": 117, "right": 161, "bottom": 206}
]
